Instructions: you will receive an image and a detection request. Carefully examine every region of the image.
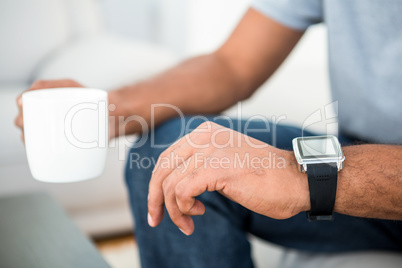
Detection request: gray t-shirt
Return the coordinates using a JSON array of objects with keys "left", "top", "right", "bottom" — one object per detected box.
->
[{"left": 252, "top": 0, "right": 402, "bottom": 144}]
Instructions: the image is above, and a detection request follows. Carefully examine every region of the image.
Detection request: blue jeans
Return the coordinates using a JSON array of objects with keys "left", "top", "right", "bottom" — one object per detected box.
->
[{"left": 125, "top": 116, "right": 402, "bottom": 268}]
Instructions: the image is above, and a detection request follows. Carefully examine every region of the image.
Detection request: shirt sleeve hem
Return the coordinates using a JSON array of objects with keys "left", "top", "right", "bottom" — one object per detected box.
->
[{"left": 251, "top": 1, "right": 313, "bottom": 31}]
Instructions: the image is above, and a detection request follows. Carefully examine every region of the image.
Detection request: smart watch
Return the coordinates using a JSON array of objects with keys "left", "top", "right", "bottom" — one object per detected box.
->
[{"left": 292, "top": 135, "right": 345, "bottom": 221}]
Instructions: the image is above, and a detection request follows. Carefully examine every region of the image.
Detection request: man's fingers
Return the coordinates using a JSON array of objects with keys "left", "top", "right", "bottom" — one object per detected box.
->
[
  {"left": 166, "top": 157, "right": 206, "bottom": 216},
  {"left": 152, "top": 135, "right": 192, "bottom": 176},
  {"left": 177, "top": 199, "right": 205, "bottom": 216},
  {"left": 147, "top": 122, "right": 219, "bottom": 234},
  {"left": 149, "top": 155, "right": 202, "bottom": 235},
  {"left": 175, "top": 166, "right": 223, "bottom": 215},
  {"left": 16, "top": 95, "right": 22, "bottom": 108},
  {"left": 14, "top": 115, "right": 23, "bottom": 129},
  {"left": 152, "top": 121, "right": 217, "bottom": 176},
  {"left": 175, "top": 172, "right": 207, "bottom": 215},
  {"left": 162, "top": 174, "right": 195, "bottom": 235},
  {"left": 29, "top": 79, "right": 83, "bottom": 91},
  {"left": 152, "top": 142, "right": 192, "bottom": 179},
  {"left": 147, "top": 190, "right": 165, "bottom": 227},
  {"left": 15, "top": 79, "right": 84, "bottom": 132},
  {"left": 148, "top": 143, "right": 194, "bottom": 226},
  {"left": 16, "top": 94, "right": 23, "bottom": 126},
  {"left": 148, "top": 154, "right": 194, "bottom": 227}
]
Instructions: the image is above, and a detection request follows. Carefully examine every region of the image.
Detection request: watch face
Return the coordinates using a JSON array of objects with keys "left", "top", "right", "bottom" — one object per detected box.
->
[
  {"left": 299, "top": 136, "right": 337, "bottom": 157},
  {"left": 294, "top": 135, "right": 343, "bottom": 160}
]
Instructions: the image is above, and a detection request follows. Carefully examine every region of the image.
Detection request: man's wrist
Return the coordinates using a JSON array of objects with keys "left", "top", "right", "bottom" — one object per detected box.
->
[
  {"left": 108, "top": 84, "right": 154, "bottom": 137},
  {"left": 108, "top": 86, "right": 140, "bottom": 118},
  {"left": 108, "top": 90, "right": 127, "bottom": 138},
  {"left": 284, "top": 150, "right": 311, "bottom": 215}
]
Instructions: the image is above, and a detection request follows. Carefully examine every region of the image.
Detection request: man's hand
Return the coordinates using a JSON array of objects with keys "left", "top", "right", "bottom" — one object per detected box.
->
[
  {"left": 148, "top": 122, "right": 309, "bottom": 235},
  {"left": 14, "top": 79, "right": 84, "bottom": 142}
]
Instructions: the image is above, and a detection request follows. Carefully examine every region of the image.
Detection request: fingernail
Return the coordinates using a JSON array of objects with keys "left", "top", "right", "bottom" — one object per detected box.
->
[
  {"left": 147, "top": 213, "right": 155, "bottom": 227},
  {"left": 179, "top": 228, "right": 189, "bottom": 236},
  {"left": 152, "top": 165, "right": 158, "bottom": 174}
]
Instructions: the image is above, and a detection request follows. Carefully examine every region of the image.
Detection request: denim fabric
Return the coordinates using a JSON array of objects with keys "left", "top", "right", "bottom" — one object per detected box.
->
[{"left": 125, "top": 116, "right": 402, "bottom": 268}]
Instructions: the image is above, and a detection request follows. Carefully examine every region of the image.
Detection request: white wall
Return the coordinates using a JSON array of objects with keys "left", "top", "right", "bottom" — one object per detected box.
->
[
  {"left": 185, "top": 0, "right": 251, "bottom": 56},
  {"left": 101, "top": 0, "right": 250, "bottom": 57},
  {"left": 225, "top": 24, "right": 333, "bottom": 135}
]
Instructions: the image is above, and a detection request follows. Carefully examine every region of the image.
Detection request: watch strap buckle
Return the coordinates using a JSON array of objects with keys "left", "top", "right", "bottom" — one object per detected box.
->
[{"left": 306, "top": 211, "right": 334, "bottom": 221}]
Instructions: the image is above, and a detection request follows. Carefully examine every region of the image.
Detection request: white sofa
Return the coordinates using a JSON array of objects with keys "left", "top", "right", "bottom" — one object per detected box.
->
[{"left": 0, "top": 0, "right": 176, "bottom": 236}]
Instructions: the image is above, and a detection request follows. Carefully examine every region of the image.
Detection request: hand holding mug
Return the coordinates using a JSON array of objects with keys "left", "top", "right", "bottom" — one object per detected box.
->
[
  {"left": 15, "top": 79, "right": 109, "bottom": 183},
  {"left": 15, "top": 79, "right": 84, "bottom": 142}
]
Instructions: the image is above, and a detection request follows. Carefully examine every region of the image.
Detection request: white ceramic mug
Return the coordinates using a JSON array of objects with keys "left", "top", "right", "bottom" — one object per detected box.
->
[{"left": 22, "top": 88, "right": 108, "bottom": 183}]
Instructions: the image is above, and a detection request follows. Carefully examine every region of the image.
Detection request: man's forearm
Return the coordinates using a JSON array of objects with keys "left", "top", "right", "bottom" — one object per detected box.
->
[
  {"left": 334, "top": 144, "right": 402, "bottom": 220},
  {"left": 108, "top": 53, "right": 246, "bottom": 136}
]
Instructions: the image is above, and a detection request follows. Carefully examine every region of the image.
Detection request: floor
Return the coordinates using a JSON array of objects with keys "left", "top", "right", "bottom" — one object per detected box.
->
[
  {"left": 94, "top": 233, "right": 284, "bottom": 268},
  {"left": 94, "top": 234, "right": 402, "bottom": 268},
  {"left": 95, "top": 234, "right": 141, "bottom": 268}
]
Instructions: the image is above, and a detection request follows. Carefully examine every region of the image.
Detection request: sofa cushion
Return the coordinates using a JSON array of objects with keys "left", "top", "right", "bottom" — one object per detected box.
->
[{"left": 34, "top": 34, "right": 177, "bottom": 90}]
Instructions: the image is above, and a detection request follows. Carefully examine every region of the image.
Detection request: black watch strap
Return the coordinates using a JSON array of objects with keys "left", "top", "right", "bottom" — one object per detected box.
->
[{"left": 306, "top": 163, "right": 338, "bottom": 221}]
